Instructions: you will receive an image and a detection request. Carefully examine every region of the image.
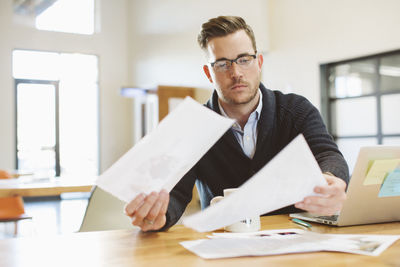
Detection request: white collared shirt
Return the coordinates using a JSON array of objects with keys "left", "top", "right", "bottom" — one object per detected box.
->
[{"left": 218, "top": 89, "right": 262, "bottom": 159}]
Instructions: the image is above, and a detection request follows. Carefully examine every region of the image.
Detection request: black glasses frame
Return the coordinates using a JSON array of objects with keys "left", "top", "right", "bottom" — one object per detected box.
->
[{"left": 210, "top": 54, "right": 257, "bottom": 68}]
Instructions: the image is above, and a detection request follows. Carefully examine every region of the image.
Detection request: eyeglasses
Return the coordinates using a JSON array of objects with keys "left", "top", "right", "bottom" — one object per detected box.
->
[{"left": 210, "top": 54, "right": 257, "bottom": 72}]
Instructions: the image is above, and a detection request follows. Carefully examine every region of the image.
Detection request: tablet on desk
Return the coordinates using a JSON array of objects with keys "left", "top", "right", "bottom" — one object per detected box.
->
[{"left": 291, "top": 146, "right": 400, "bottom": 226}]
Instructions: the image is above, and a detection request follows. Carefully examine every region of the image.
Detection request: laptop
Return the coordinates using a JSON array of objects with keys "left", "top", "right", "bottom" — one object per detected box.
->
[{"left": 290, "top": 146, "right": 400, "bottom": 226}]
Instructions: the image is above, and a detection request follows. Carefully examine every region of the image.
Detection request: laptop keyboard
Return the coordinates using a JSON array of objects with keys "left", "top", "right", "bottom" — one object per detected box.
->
[{"left": 316, "top": 215, "right": 339, "bottom": 221}]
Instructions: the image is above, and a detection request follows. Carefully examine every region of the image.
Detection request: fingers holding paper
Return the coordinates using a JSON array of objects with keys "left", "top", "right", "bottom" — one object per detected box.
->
[
  {"left": 295, "top": 174, "right": 347, "bottom": 215},
  {"left": 124, "top": 189, "right": 169, "bottom": 231}
]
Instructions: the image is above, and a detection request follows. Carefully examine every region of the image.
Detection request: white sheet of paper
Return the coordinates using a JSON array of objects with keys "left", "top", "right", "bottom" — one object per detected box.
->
[
  {"left": 96, "top": 97, "right": 234, "bottom": 203},
  {"left": 183, "top": 134, "right": 328, "bottom": 232},
  {"left": 181, "top": 229, "right": 326, "bottom": 259},
  {"left": 180, "top": 229, "right": 400, "bottom": 259}
]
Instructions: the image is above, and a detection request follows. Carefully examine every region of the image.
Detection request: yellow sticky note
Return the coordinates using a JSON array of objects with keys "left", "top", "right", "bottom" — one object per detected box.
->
[{"left": 363, "top": 159, "right": 400, "bottom": 185}]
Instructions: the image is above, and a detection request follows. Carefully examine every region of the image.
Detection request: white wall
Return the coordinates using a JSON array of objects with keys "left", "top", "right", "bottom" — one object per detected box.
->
[
  {"left": 264, "top": 0, "right": 400, "bottom": 107},
  {"left": 128, "top": 0, "right": 270, "bottom": 89},
  {"left": 0, "top": 0, "right": 132, "bottom": 172}
]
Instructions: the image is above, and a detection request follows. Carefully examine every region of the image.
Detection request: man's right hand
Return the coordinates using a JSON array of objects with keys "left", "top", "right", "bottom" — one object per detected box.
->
[{"left": 124, "top": 189, "right": 169, "bottom": 232}]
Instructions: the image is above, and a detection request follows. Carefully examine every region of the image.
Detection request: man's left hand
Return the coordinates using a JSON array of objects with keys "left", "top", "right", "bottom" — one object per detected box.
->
[{"left": 295, "top": 173, "right": 347, "bottom": 215}]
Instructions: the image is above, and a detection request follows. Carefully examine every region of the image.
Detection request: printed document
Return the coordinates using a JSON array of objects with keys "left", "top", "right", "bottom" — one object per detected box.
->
[
  {"left": 180, "top": 229, "right": 400, "bottom": 259},
  {"left": 183, "top": 135, "right": 328, "bottom": 232},
  {"left": 96, "top": 97, "right": 234, "bottom": 202}
]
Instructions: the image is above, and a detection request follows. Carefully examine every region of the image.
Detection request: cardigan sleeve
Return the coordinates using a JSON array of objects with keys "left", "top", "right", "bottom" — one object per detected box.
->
[{"left": 286, "top": 95, "right": 350, "bottom": 184}]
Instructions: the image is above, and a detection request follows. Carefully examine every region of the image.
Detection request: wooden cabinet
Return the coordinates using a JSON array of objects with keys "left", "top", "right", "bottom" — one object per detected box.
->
[{"left": 157, "top": 85, "right": 212, "bottom": 121}]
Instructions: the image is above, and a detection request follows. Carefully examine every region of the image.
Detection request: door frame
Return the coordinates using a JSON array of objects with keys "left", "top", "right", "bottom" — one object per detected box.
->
[{"left": 14, "top": 78, "right": 61, "bottom": 176}]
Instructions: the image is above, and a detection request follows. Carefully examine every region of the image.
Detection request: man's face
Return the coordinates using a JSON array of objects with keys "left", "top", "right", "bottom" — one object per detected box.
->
[{"left": 203, "top": 30, "right": 263, "bottom": 106}]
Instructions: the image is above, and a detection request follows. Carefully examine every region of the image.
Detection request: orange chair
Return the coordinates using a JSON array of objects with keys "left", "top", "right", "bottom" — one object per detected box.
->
[
  {"left": 0, "top": 169, "right": 12, "bottom": 179},
  {"left": 0, "top": 170, "right": 31, "bottom": 236}
]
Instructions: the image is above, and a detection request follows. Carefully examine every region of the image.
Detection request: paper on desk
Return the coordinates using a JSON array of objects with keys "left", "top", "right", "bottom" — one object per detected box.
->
[
  {"left": 183, "top": 134, "right": 328, "bottom": 232},
  {"left": 181, "top": 229, "right": 324, "bottom": 259},
  {"left": 96, "top": 97, "right": 234, "bottom": 203},
  {"left": 180, "top": 229, "right": 400, "bottom": 259}
]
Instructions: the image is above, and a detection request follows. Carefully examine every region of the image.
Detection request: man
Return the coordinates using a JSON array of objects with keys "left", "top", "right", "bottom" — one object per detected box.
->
[{"left": 125, "top": 16, "right": 349, "bottom": 232}]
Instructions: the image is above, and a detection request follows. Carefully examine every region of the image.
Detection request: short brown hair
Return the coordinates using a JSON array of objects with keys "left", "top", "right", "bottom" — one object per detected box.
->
[{"left": 197, "top": 16, "right": 257, "bottom": 52}]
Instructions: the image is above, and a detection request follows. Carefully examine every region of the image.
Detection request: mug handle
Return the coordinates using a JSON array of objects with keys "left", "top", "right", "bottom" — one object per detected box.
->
[{"left": 210, "top": 196, "right": 224, "bottom": 206}]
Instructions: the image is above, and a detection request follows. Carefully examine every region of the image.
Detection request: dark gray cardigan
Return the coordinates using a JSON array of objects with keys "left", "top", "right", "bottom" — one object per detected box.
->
[{"left": 162, "top": 83, "right": 349, "bottom": 230}]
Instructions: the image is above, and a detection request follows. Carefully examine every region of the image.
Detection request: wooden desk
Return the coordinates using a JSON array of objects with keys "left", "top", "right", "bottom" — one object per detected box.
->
[
  {"left": 0, "top": 177, "right": 94, "bottom": 197},
  {"left": 0, "top": 215, "right": 399, "bottom": 266}
]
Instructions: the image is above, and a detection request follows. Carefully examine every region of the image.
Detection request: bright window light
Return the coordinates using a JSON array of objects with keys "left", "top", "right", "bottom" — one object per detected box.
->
[
  {"left": 13, "top": 50, "right": 99, "bottom": 177},
  {"left": 58, "top": 53, "right": 99, "bottom": 176},
  {"left": 35, "top": 0, "right": 95, "bottom": 35},
  {"left": 13, "top": 50, "right": 60, "bottom": 80}
]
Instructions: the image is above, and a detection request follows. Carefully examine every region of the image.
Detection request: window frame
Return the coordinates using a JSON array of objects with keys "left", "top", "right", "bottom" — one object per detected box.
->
[
  {"left": 13, "top": 48, "right": 101, "bottom": 178},
  {"left": 14, "top": 78, "right": 61, "bottom": 176},
  {"left": 321, "top": 49, "right": 400, "bottom": 144}
]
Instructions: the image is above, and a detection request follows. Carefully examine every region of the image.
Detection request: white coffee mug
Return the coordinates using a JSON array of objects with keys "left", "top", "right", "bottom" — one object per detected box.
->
[{"left": 210, "top": 188, "right": 260, "bottom": 232}]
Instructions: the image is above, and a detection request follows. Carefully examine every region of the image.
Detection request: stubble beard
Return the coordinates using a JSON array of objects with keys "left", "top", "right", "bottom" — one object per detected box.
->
[{"left": 221, "top": 79, "right": 259, "bottom": 106}]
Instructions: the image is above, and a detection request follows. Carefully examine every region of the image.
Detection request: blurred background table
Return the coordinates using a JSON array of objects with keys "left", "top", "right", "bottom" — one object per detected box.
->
[{"left": 0, "top": 176, "right": 94, "bottom": 197}]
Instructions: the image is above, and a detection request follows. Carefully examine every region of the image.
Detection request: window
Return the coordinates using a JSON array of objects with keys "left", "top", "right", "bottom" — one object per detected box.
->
[
  {"left": 13, "top": 50, "right": 99, "bottom": 177},
  {"left": 35, "top": 0, "right": 95, "bottom": 35},
  {"left": 321, "top": 50, "right": 400, "bottom": 172}
]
